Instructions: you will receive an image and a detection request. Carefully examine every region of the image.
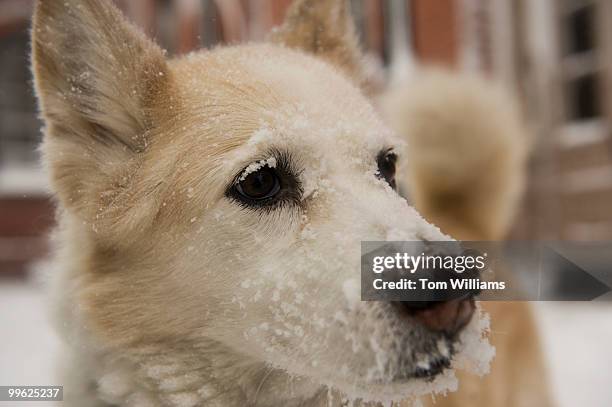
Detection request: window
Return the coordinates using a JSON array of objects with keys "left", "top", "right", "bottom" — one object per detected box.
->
[
  {"left": 0, "top": 30, "right": 40, "bottom": 168},
  {"left": 565, "top": 4, "right": 595, "bottom": 54},
  {"left": 560, "top": 2, "right": 603, "bottom": 123}
]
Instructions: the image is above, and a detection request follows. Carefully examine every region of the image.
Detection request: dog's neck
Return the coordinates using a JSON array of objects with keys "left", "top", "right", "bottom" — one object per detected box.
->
[
  {"left": 85, "top": 337, "right": 350, "bottom": 407},
  {"left": 53, "top": 221, "right": 376, "bottom": 407}
]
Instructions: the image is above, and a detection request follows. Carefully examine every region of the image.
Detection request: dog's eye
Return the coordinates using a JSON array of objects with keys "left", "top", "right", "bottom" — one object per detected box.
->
[
  {"left": 377, "top": 149, "right": 397, "bottom": 189},
  {"left": 227, "top": 151, "right": 302, "bottom": 209},
  {"left": 235, "top": 166, "right": 281, "bottom": 201}
]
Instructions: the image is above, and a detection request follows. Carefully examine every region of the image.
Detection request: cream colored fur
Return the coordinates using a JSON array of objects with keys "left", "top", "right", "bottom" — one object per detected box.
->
[{"left": 32, "top": 0, "right": 495, "bottom": 406}]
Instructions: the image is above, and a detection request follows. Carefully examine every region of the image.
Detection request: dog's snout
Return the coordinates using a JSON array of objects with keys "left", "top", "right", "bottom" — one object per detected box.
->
[{"left": 392, "top": 250, "right": 482, "bottom": 337}]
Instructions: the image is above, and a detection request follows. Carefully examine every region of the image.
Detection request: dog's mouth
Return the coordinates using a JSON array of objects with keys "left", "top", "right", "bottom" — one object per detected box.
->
[{"left": 387, "top": 295, "right": 477, "bottom": 380}]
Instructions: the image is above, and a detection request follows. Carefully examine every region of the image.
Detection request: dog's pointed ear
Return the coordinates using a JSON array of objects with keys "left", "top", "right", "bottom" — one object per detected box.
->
[
  {"left": 32, "top": 0, "right": 170, "bottom": 222},
  {"left": 269, "top": 0, "right": 366, "bottom": 87}
]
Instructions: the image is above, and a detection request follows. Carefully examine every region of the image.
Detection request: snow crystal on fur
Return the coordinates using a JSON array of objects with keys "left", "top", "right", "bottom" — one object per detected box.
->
[{"left": 238, "top": 157, "right": 278, "bottom": 181}]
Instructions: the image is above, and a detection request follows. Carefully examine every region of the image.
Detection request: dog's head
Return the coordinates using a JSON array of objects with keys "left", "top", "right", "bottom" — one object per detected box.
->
[{"left": 32, "top": 0, "right": 491, "bottom": 402}]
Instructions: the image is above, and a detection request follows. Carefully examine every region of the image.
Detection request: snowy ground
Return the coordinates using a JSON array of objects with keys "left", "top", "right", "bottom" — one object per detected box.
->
[{"left": 1, "top": 277, "right": 611, "bottom": 406}]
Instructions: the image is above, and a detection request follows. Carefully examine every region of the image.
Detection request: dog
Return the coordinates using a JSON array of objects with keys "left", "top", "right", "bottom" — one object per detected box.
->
[
  {"left": 381, "top": 70, "right": 553, "bottom": 406},
  {"left": 32, "top": 0, "right": 494, "bottom": 405}
]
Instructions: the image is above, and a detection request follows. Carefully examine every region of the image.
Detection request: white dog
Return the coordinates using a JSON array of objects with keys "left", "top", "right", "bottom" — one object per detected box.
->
[{"left": 32, "top": 0, "right": 492, "bottom": 405}]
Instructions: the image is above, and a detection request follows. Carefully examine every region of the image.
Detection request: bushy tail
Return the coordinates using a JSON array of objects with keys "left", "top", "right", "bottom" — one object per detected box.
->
[{"left": 380, "top": 69, "right": 529, "bottom": 240}]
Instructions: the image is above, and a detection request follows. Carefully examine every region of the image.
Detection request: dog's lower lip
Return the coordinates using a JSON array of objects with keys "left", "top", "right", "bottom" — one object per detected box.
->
[
  {"left": 413, "top": 357, "right": 452, "bottom": 380},
  {"left": 385, "top": 356, "right": 452, "bottom": 383}
]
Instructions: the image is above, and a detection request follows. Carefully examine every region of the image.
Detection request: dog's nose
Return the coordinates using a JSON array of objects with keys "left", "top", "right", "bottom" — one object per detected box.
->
[
  {"left": 393, "top": 297, "right": 476, "bottom": 337},
  {"left": 392, "top": 251, "right": 482, "bottom": 337}
]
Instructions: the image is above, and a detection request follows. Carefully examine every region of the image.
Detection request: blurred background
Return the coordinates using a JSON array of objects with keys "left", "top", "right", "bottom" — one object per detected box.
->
[{"left": 0, "top": 0, "right": 611, "bottom": 406}]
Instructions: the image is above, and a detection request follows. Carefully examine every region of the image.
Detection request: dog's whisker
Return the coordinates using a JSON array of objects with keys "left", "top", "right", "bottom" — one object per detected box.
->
[{"left": 252, "top": 364, "right": 275, "bottom": 405}]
